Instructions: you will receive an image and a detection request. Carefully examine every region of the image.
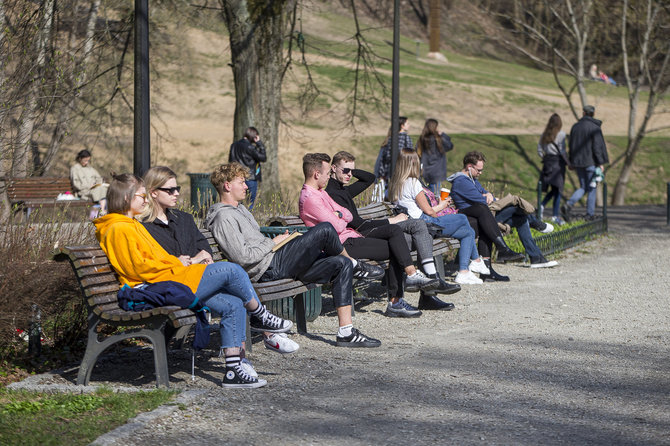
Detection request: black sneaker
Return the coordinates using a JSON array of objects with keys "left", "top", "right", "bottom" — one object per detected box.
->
[
  {"left": 404, "top": 270, "right": 440, "bottom": 293},
  {"left": 560, "top": 203, "right": 572, "bottom": 222},
  {"left": 429, "top": 276, "right": 462, "bottom": 295},
  {"left": 353, "top": 260, "right": 385, "bottom": 279},
  {"left": 249, "top": 310, "right": 293, "bottom": 333},
  {"left": 336, "top": 328, "right": 381, "bottom": 348},
  {"left": 222, "top": 365, "right": 267, "bottom": 388}
]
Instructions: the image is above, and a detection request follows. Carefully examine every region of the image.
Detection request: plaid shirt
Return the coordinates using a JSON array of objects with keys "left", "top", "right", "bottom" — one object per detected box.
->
[{"left": 375, "top": 132, "right": 413, "bottom": 179}]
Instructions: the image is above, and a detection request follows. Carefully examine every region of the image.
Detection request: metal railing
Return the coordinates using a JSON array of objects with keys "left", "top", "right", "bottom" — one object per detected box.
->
[{"left": 533, "top": 182, "right": 609, "bottom": 257}]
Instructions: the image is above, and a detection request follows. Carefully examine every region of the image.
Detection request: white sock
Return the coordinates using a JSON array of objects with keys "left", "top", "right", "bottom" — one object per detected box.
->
[
  {"left": 338, "top": 324, "right": 353, "bottom": 337},
  {"left": 422, "top": 260, "right": 437, "bottom": 275}
]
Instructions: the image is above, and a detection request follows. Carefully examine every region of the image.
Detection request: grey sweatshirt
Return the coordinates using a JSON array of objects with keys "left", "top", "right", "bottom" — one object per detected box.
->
[{"left": 205, "top": 202, "right": 275, "bottom": 282}]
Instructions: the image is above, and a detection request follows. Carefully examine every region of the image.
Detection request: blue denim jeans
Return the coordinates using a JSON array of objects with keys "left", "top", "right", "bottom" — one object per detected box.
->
[
  {"left": 541, "top": 185, "right": 561, "bottom": 218},
  {"left": 421, "top": 213, "right": 478, "bottom": 271},
  {"left": 567, "top": 166, "right": 597, "bottom": 216},
  {"left": 245, "top": 180, "right": 258, "bottom": 210},
  {"left": 194, "top": 262, "right": 260, "bottom": 349},
  {"left": 494, "top": 206, "right": 542, "bottom": 259}
]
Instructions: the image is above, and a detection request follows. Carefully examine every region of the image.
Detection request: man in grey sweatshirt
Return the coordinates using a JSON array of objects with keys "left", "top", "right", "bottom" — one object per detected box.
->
[{"left": 205, "top": 162, "right": 383, "bottom": 348}]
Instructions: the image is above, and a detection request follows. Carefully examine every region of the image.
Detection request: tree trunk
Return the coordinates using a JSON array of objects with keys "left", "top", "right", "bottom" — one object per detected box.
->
[
  {"left": 12, "top": 0, "right": 55, "bottom": 178},
  {"left": 220, "top": 0, "right": 297, "bottom": 193}
]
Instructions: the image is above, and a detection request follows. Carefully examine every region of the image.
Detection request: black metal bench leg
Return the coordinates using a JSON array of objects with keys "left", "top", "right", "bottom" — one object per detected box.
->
[
  {"left": 295, "top": 292, "right": 308, "bottom": 334},
  {"left": 434, "top": 253, "right": 446, "bottom": 278}
]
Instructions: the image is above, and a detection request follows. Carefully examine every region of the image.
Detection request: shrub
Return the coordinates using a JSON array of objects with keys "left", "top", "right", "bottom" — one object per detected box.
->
[{"left": 0, "top": 209, "right": 95, "bottom": 361}]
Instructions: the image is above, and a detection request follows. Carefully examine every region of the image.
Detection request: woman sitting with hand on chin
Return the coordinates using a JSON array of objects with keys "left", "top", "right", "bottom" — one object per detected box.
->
[
  {"left": 141, "top": 166, "right": 299, "bottom": 355},
  {"left": 95, "top": 173, "right": 292, "bottom": 389},
  {"left": 388, "top": 148, "right": 490, "bottom": 285}
]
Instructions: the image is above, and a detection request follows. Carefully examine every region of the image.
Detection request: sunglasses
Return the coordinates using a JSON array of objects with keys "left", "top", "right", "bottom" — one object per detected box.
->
[
  {"left": 156, "top": 186, "right": 181, "bottom": 195},
  {"left": 337, "top": 167, "right": 352, "bottom": 174}
]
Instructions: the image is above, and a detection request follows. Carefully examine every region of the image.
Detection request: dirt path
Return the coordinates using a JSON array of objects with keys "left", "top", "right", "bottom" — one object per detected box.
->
[{"left": 82, "top": 209, "right": 669, "bottom": 445}]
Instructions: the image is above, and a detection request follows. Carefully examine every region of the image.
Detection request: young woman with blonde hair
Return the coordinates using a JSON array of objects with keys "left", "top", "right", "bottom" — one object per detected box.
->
[{"left": 388, "top": 149, "right": 489, "bottom": 285}]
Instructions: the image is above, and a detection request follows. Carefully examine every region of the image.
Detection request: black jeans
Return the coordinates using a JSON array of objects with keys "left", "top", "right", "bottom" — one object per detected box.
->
[
  {"left": 345, "top": 223, "right": 412, "bottom": 298},
  {"left": 260, "top": 222, "right": 353, "bottom": 308},
  {"left": 459, "top": 202, "right": 502, "bottom": 258}
]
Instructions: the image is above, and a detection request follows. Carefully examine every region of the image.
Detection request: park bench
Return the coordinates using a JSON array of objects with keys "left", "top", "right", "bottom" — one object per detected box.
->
[
  {"left": 53, "top": 228, "right": 320, "bottom": 388},
  {"left": 270, "top": 201, "right": 461, "bottom": 278},
  {"left": 5, "top": 177, "right": 94, "bottom": 218}
]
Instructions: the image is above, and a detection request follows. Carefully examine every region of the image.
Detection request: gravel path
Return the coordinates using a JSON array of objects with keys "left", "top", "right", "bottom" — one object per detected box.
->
[{"left": 23, "top": 206, "right": 670, "bottom": 445}]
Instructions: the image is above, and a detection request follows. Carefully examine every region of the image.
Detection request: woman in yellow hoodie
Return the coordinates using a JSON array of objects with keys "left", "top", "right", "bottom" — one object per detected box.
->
[{"left": 95, "top": 173, "right": 291, "bottom": 389}]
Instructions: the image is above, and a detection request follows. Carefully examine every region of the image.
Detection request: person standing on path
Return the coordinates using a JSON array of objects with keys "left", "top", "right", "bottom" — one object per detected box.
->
[
  {"left": 415, "top": 118, "right": 454, "bottom": 196},
  {"left": 562, "top": 105, "right": 609, "bottom": 221},
  {"left": 228, "top": 127, "right": 266, "bottom": 210},
  {"left": 374, "top": 116, "right": 414, "bottom": 198}
]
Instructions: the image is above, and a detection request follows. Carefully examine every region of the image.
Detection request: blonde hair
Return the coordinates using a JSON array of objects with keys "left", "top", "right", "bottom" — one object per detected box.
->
[
  {"left": 140, "top": 166, "right": 177, "bottom": 222},
  {"left": 388, "top": 148, "right": 422, "bottom": 202},
  {"left": 210, "top": 163, "right": 249, "bottom": 196}
]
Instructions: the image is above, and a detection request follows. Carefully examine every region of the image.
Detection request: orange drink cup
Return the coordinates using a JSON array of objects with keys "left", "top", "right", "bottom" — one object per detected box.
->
[{"left": 440, "top": 188, "right": 450, "bottom": 200}]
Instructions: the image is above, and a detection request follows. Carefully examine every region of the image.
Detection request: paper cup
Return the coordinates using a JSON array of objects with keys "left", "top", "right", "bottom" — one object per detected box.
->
[{"left": 440, "top": 188, "right": 450, "bottom": 200}]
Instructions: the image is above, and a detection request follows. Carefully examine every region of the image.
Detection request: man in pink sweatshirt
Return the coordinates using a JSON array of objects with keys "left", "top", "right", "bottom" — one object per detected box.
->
[{"left": 299, "top": 153, "right": 438, "bottom": 318}]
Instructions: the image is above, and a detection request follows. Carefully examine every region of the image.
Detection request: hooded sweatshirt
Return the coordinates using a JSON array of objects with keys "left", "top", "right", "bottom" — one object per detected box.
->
[
  {"left": 205, "top": 202, "right": 275, "bottom": 282},
  {"left": 94, "top": 213, "right": 205, "bottom": 293},
  {"left": 447, "top": 171, "right": 489, "bottom": 210}
]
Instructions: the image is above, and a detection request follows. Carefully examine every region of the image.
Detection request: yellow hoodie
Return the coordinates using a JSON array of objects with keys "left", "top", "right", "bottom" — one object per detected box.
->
[{"left": 94, "top": 213, "right": 205, "bottom": 293}]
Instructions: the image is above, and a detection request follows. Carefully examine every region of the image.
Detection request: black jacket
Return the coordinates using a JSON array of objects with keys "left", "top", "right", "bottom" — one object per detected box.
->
[
  {"left": 142, "top": 209, "right": 212, "bottom": 258},
  {"left": 229, "top": 138, "right": 267, "bottom": 181},
  {"left": 568, "top": 116, "right": 609, "bottom": 168},
  {"left": 325, "top": 169, "right": 376, "bottom": 229},
  {"left": 417, "top": 133, "right": 453, "bottom": 184}
]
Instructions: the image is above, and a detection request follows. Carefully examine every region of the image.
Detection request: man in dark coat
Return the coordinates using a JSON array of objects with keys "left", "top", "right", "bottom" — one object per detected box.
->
[
  {"left": 563, "top": 105, "right": 609, "bottom": 220},
  {"left": 228, "top": 127, "right": 266, "bottom": 209}
]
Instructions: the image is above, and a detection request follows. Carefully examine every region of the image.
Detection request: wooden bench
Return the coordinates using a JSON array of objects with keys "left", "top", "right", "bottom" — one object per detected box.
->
[
  {"left": 270, "top": 202, "right": 461, "bottom": 278},
  {"left": 53, "top": 228, "right": 321, "bottom": 388},
  {"left": 6, "top": 177, "right": 94, "bottom": 217}
]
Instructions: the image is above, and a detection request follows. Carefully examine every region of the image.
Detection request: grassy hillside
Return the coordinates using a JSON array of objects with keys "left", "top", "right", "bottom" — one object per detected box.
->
[{"left": 47, "top": 0, "right": 669, "bottom": 205}]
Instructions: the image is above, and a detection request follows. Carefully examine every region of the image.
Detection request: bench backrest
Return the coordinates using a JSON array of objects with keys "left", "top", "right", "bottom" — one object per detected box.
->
[
  {"left": 7, "top": 177, "right": 73, "bottom": 203},
  {"left": 270, "top": 202, "right": 394, "bottom": 227}
]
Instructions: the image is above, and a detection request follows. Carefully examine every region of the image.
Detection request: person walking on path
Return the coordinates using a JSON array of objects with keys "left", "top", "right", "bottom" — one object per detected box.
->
[
  {"left": 562, "top": 105, "right": 609, "bottom": 221},
  {"left": 415, "top": 118, "right": 454, "bottom": 196},
  {"left": 228, "top": 127, "right": 266, "bottom": 210},
  {"left": 537, "top": 113, "right": 569, "bottom": 225}
]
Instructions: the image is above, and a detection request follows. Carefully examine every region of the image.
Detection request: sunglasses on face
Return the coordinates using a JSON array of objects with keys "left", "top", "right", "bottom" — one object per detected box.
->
[
  {"left": 156, "top": 186, "right": 181, "bottom": 195},
  {"left": 337, "top": 167, "right": 352, "bottom": 174}
]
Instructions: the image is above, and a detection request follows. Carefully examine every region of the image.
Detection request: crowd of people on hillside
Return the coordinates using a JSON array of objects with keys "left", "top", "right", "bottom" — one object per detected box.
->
[{"left": 87, "top": 105, "right": 608, "bottom": 389}]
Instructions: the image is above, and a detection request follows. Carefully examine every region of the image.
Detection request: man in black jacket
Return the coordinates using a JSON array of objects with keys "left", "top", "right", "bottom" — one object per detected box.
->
[
  {"left": 562, "top": 105, "right": 609, "bottom": 220},
  {"left": 228, "top": 127, "right": 266, "bottom": 209},
  {"left": 325, "top": 151, "right": 460, "bottom": 312}
]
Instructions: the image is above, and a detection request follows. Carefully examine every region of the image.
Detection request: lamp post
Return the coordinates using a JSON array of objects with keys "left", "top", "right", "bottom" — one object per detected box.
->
[{"left": 134, "top": 0, "right": 150, "bottom": 177}]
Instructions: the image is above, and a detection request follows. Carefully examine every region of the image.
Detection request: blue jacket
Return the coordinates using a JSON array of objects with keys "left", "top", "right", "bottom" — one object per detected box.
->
[
  {"left": 447, "top": 171, "right": 489, "bottom": 210},
  {"left": 118, "top": 281, "right": 210, "bottom": 350}
]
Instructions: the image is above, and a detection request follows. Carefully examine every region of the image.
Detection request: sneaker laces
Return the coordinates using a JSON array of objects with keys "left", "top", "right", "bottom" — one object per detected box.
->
[
  {"left": 261, "top": 311, "right": 285, "bottom": 330},
  {"left": 232, "top": 364, "right": 256, "bottom": 382},
  {"left": 395, "top": 298, "right": 415, "bottom": 310}
]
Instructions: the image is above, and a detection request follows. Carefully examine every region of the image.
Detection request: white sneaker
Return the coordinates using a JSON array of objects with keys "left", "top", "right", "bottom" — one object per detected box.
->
[
  {"left": 455, "top": 271, "right": 483, "bottom": 284},
  {"left": 540, "top": 222, "right": 554, "bottom": 234},
  {"left": 530, "top": 260, "right": 559, "bottom": 268},
  {"left": 469, "top": 258, "right": 490, "bottom": 275},
  {"left": 264, "top": 333, "right": 300, "bottom": 354},
  {"left": 240, "top": 358, "right": 258, "bottom": 378}
]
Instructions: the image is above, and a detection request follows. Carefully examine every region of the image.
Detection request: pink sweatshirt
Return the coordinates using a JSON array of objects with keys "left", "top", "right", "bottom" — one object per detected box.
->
[{"left": 299, "top": 184, "right": 362, "bottom": 243}]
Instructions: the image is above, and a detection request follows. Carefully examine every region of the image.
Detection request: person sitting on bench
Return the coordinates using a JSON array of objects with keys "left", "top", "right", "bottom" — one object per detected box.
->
[
  {"left": 70, "top": 149, "right": 108, "bottom": 215},
  {"left": 325, "top": 150, "right": 460, "bottom": 311},
  {"left": 299, "top": 153, "right": 439, "bottom": 319},
  {"left": 205, "top": 162, "right": 384, "bottom": 348},
  {"left": 388, "top": 148, "right": 491, "bottom": 285},
  {"left": 141, "top": 166, "right": 300, "bottom": 359},
  {"left": 95, "top": 173, "right": 291, "bottom": 389}
]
